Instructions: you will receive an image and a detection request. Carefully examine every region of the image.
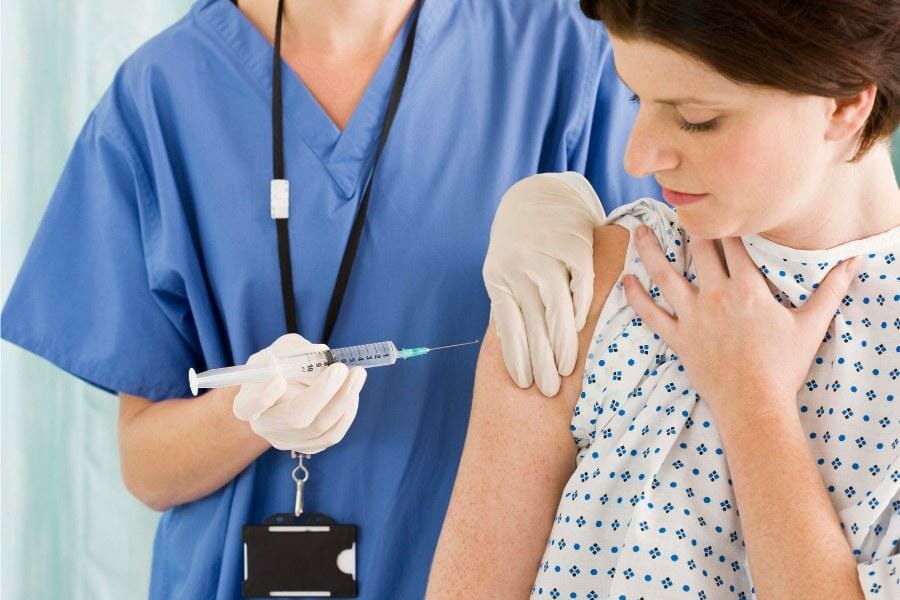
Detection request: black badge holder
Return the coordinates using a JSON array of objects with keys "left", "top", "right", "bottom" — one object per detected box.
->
[{"left": 243, "top": 452, "right": 358, "bottom": 598}]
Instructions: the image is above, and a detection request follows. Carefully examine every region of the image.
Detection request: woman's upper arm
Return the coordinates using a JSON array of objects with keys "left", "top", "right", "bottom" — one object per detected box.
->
[{"left": 427, "top": 224, "right": 629, "bottom": 597}]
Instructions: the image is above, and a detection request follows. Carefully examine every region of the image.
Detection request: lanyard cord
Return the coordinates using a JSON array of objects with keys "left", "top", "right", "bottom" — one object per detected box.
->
[
  {"left": 271, "top": 0, "right": 422, "bottom": 342},
  {"left": 272, "top": 0, "right": 296, "bottom": 334}
]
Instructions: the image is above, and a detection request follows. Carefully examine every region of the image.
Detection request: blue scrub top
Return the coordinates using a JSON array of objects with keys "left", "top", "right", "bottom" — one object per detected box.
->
[{"left": 2, "top": 0, "right": 660, "bottom": 597}]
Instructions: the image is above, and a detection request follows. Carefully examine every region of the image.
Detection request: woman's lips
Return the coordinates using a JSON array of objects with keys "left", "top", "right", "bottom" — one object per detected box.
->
[{"left": 662, "top": 187, "right": 707, "bottom": 206}]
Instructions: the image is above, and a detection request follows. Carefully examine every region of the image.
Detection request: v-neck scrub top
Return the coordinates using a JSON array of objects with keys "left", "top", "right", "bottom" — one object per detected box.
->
[
  {"left": 0, "top": 0, "right": 660, "bottom": 597},
  {"left": 534, "top": 200, "right": 900, "bottom": 599}
]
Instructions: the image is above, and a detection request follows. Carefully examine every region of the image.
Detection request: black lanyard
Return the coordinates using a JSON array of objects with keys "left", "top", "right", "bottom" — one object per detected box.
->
[{"left": 271, "top": 0, "right": 421, "bottom": 343}]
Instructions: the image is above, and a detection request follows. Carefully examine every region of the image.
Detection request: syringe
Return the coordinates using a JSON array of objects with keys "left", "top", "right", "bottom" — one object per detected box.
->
[{"left": 188, "top": 339, "right": 480, "bottom": 396}]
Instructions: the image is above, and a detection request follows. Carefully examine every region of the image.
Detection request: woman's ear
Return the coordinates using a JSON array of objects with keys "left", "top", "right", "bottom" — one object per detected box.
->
[{"left": 824, "top": 84, "right": 878, "bottom": 143}]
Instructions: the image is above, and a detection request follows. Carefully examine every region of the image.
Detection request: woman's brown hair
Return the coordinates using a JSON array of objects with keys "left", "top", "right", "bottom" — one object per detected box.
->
[{"left": 581, "top": 0, "right": 900, "bottom": 160}]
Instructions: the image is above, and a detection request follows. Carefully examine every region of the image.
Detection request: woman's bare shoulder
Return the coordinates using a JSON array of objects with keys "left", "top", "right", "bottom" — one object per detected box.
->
[
  {"left": 474, "top": 223, "right": 630, "bottom": 412},
  {"left": 580, "top": 224, "right": 630, "bottom": 349}
]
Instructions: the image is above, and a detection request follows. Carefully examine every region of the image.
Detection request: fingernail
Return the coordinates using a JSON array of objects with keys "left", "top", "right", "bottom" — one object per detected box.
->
[
  {"left": 636, "top": 225, "right": 648, "bottom": 239},
  {"left": 539, "top": 374, "right": 560, "bottom": 397},
  {"left": 514, "top": 367, "right": 530, "bottom": 388},
  {"left": 844, "top": 256, "right": 860, "bottom": 275}
]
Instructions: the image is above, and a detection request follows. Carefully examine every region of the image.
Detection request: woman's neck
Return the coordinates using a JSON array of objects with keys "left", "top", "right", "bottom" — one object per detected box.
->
[{"left": 761, "top": 141, "right": 900, "bottom": 250}]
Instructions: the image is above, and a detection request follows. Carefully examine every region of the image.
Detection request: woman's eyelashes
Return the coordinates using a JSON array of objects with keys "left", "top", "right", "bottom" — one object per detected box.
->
[
  {"left": 629, "top": 94, "right": 719, "bottom": 133},
  {"left": 678, "top": 118, "right": 718, "bottom": 132}
]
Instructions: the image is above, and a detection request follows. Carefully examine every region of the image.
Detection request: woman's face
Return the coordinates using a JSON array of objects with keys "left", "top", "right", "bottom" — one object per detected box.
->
[{"left": 611, "top": 35, "right": 842, "bottom": 241}]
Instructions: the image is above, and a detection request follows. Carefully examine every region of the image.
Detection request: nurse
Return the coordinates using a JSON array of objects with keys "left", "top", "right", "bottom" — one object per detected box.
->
[{"left": 1, "top": 0, "right": 657, "bottom": 598}]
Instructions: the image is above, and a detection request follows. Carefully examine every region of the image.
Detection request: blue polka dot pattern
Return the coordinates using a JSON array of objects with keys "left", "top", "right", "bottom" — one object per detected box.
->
[{"left": 531, "top": 200, "right": 900, "bottom": 599}]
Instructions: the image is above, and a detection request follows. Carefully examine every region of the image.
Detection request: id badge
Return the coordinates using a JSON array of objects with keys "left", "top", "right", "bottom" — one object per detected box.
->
[{"left": 243, "top": 512, "right": 357, "bottom": 598}]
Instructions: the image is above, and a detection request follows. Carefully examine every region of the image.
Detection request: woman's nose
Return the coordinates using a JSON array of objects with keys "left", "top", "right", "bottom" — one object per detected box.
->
[{"left": 623, "top": 113, "right": 679, "bottom": 178}]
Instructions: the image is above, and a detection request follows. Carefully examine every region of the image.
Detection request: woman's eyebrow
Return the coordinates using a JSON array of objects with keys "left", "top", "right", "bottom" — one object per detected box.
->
[
  {"left": 614, "top": 64, "right": 728, "bottom": 106},
  {"left": 654, "top": 96, "right": 723, "bottom": 106}
]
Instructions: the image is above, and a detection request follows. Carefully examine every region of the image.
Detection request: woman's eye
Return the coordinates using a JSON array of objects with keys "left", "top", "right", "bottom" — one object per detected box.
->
[
  {"left": 679, "top": 118, "right": 717, "bottom": 133},
  {"left": 629, "top": 94, "right": 718, "bottom": 132}
]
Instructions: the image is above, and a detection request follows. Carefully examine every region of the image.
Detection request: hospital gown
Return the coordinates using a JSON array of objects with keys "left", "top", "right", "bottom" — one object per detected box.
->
[{"left": 533, "top": 199, "right": 900, "bottom": 599}]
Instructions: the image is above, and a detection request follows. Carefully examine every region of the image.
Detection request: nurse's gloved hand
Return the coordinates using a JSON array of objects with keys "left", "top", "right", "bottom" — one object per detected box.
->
[
  {"left": 482, "top": 172, "right": 605, "bottom": 397},
  {"left": 232, "top": 334, "right": 367, "bottom": 454}
]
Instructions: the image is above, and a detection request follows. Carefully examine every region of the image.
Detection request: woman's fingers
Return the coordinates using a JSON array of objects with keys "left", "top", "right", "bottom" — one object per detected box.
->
[
  {"left": 798, "top": 257, "right": 861, "bottom": 336},
  {"left": 623, "top": 275, "right": 679, "bottom": 348},
  {"left": 720, "top": 237, "right": 760, "bottom": 281},
  {"left": 633, "top": 225, "right": 695, "bottom": 315},
  {"left": 691, "top": 237, "right": 729, "bottom": 285}
]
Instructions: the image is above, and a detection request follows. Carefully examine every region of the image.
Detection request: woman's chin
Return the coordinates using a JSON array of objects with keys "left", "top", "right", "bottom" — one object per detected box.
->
[
  {"left": 677, "top": 212, "right": 719, "bottom": 239},
  {"left": 677, "top": 211, "right": 743, "bottom": 241}
]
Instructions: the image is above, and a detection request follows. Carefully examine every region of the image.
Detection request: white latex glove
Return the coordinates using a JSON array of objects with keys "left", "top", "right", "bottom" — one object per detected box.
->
[
  {"left": 233, "top": 334, "right": 367, "bottom": 454},
  {"left": 483, "top": 172, "right": 604, "bottom": 397}
]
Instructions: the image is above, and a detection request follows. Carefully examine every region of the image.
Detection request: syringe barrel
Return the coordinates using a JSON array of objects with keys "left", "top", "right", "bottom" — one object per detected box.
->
[
  {"left": 331, "top": 341, "right": 398, "bottom": 367},
  {"left": 277, "top": 341, "right": 399, "bottom": 377},
  {"left": 318, "top": 341, "right": 399, "bottom": 368},
  {"left": 189, "top": 341, "right": 400, "bottom": 395}
]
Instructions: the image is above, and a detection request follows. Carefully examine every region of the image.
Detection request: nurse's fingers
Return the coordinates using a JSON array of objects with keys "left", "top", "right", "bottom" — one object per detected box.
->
[
  {"left": 254, "top": 363, "right": 349, "bottom": 431},
  {"left": 296, "top": 367, "right": 366, "bottom": 440},
  {"left": 491, "top": 289, "right": 534, "bottom": 389},
  {"left": 267, "top": 333, "right": 329, "bottom": 357},
  {"left": 272, "top": 371, "right": 365, "bottom": 454},
  {"left": 532, "top": 258, "right": 578, "bottom": 377},
  {"left": 233, "top": 334, "right": 331, "bottom": 421},
  {"left": 567, "top": 239, "right": 595, "bottom": 333},
  {"left": 294, "top": 381, "right": 363, "bottom": 454},
  {"left": 548, "top": 229, "right": 595, "bottom": 332},
  {"left": 518, "top": 279, "right": 561, "bottom": 397},
  {"left": 293, "top": 404, "right": 359, "bottom": 455}
]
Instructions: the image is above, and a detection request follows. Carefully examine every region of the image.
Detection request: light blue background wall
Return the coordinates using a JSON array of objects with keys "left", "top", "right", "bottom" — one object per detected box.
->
[
  {"left": 2, "top": 2, "right": 191, "bottom": 598},
  {"left": 2, "top": 2, "right": 899, "bottom": 598}
]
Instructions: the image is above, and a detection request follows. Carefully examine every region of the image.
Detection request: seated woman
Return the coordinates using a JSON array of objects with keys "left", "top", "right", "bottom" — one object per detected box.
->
[{"left": 427, "top": 1, "right": 899, "bottom": 599}]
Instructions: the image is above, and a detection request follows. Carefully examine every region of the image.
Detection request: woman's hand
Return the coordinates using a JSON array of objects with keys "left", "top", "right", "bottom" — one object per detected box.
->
[{"left": 622, "top": 224, "right": 860, "bottom": 428}]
